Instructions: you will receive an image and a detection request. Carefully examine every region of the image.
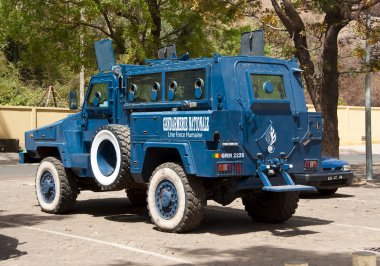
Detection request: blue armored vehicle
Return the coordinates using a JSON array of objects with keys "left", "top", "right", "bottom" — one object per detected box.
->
[{"left": 21, "top": 31, "right": 353, "bottom": 232}]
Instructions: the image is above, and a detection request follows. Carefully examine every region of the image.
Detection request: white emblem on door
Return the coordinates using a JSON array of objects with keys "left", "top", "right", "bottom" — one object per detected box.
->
[{"left": 265, "top": 125, "right": 277, "bottom": 153}]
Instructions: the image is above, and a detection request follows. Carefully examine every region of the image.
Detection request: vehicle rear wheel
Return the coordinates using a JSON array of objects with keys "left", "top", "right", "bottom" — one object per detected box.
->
[
  {"left": 147, "top": 162, "right": 205, "bottom": 233},
  {"left": 36, "top": 157, "right": 78, "bottom": 214},
  {"left": 90, "top": 125, "right": 132, "bottom": 190},
  {"left": 126, "top": 188, "right": 147, "bottom": 206},
  {"left": 242, "top": 191, "right": 299, "bottom": 223},
  {"left": 317, "top": 188, "right": 338, "bottom": 196}
]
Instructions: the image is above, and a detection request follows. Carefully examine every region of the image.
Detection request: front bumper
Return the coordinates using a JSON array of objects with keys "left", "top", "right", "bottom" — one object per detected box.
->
[{"left": 292, "top": 171, "right": 353, "bottom": 189}]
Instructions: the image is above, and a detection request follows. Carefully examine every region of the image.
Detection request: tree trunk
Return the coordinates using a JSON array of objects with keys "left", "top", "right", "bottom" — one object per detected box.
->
[
  {"left": 146, "top": 0, "right": 161, "bottom": 57},
  {"left": 320, "top": 16, "right": 348, "bottom": 158}
]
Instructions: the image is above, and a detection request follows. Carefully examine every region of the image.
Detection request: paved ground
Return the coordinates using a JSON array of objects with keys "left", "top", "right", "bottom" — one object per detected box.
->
[
  {"left": 0, "top": 172, "right": 379, "bottom": 265},
  {"left": 0, "top": 147, "right": 379, "bottom": 265}
]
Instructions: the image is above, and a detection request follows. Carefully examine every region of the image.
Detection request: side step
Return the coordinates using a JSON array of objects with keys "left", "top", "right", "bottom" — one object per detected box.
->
[{"left": 258, "top": 164, "right": 316, "bottom": 192}]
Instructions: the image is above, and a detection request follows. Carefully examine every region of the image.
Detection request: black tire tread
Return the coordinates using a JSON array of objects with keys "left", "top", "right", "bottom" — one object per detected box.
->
[
  {"left": 38, "top": 157, "right": 78, "bottom": 214},
  {"left": 242, "top": 191, "right": 299, "bottom": 223},
  {"left": 148, "top": 162, "right": 205, "bottom": 233},
  {"left": 93, "top": 124, "right": 133, "bottom": 190}
]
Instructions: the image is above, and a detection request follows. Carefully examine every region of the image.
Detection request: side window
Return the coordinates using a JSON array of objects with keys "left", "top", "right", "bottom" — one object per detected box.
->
[
  {"left": 250, "top": 74, "right": 286, "bottom": 100},
  {"left": 166, "top": 69, "right": 206, "bottom": 101},
  {"left": 87, "top": 83, "right": 109, "bottom": 107},
  {"left": 128, "top": 73, "right": 161, "bottom": 102}
]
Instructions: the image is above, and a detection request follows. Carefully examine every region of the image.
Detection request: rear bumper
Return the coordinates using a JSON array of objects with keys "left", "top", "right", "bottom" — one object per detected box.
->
[{"left": 292, "top": 171, "right": 353, "bottom": 189}]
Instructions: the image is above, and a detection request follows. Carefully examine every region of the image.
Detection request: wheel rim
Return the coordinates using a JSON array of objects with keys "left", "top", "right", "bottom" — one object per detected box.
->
[
  {"left": 97, "top": 139, "right": 117, "bottom": 176},
  {"left": 40, "top": 171, "right": 56, "bottom": 203},
  {"left": 155, "top": 180, "right": 179, "bottom": 219}
]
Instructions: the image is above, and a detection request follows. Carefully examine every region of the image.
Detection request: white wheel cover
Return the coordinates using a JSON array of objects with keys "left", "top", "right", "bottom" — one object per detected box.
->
[
  {"left": 36, "top": 161, "right": 61, "bottom": 211},
  {"left": 148, "top": 167, "right": 186, "bottom": 230},
  {"left": 90, "top": 129, "right": 121, "bottom": 186}
]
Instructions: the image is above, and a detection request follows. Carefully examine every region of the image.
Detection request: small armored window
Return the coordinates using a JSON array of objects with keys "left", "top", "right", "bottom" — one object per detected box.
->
[
  {"left": 128, "top": 73, "right": 162, "bottom": 102},
  {"left": 194, "top": 78, "right": 204, "bottom": 99},
  {"left": 166, "top": 69, "right": 206, "bottom": 101},
  {"left": 130, "top": 84, "right": 137, "bottom": 93},
  {"left": 251, "top": 74, "right": 286, "bottom": 100},
  {"left": 128, "top": 83, "right": 137, "bottom": 102},
  {"left": 151, "top": 82, "right": 160, "bottom": 101}
]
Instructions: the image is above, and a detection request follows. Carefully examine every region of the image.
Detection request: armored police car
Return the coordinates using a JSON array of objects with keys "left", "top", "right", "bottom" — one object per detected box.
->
[{"left": 21, "top": 31, "right": 353, "bottom": 232}]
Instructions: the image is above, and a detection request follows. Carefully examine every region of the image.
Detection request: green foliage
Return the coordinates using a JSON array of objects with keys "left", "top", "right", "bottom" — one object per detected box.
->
[
  {"left": 0, "top": 0, "right": 255, "bottom": 107},
  {"left": 0, "top": 52, "right": 38, "bottom": 106}
]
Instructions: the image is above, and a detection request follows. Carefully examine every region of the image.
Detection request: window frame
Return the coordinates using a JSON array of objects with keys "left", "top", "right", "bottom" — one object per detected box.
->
[
  {"left": 246, "top": 70, "right": 290, "bottom": 105},
  {"left": 164, "top": 68, "right": 208, "bottom": 102},
  {"left": 127, "top": 72, "right": 163, "bottom": 103},
  {"left": 84, "top": 78, "right": 113, "bottom": 110}
]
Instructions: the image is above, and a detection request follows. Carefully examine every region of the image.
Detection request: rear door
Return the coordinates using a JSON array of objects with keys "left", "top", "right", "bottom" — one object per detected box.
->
[{"left": 236, "top": 62, "right": 304, "bottom": 158}]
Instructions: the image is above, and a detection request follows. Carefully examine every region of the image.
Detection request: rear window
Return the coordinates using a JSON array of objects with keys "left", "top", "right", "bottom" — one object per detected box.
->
[{"left": 250, "top": 74, "right": 286, "bottom": 100}]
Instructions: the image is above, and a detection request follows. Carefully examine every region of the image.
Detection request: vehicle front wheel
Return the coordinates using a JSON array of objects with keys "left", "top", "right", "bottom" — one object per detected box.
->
[
  {"left": 242, "top": 191, "right": 299, "bottom": 223},
  {"left": 36, "top": 157, "right": 78, "bottom": 214},
  {"left": 147, "top": 162, "right": 205, "bottom": 233}
]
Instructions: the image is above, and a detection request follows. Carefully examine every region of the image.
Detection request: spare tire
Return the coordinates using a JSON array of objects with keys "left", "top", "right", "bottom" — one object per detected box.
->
[{"left": 90, "top": 125, "right": 132, "bottom": 190}]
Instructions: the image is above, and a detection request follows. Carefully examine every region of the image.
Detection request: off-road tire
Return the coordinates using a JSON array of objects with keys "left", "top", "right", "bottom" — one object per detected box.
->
[
  {"left": 90, "top": 125, "right": 133, "bottom": 190},
  {"left": 126, "top": 188, "right": 147, "bottom": 206},
  {"left": 242, "top": 191, "right": 299, "bottom": 223},
  {"left": 317, "top": 188, "right": 338, "bottom": 196},
  {"left": 36, "top": 157, "right": 78, "bottom": 214},
  {"left": 147, "top": 162, "right": 205, "bottom": 233}
]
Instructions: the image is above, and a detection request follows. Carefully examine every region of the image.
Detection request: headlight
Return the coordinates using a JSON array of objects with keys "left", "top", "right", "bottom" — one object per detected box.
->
[{"left": 342, "top": 164, "right": 352, "bottom": 171}]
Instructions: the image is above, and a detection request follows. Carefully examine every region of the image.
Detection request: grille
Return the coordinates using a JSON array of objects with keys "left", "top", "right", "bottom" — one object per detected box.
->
[{"left": 323, "top": 167, "right": 342, "bottom": 172}]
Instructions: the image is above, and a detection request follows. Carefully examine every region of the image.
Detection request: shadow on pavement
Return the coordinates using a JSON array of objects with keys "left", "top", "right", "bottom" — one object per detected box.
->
[
  {"left": 0, "top": 234, "right": 27, "bottom": 261},
  {"left": 352, "top": 164, "right": 380, "bottom": 179},
  {"left": 0, "top": 213, "right": 68, "bottom": 228},
  {"left": 73, "top": 197, "right": 150, "bottom": 224},
  {"left": 194, "top": 205, "right": 332, "bottom": 236},
  {"left": 300, "top": 191, "right": 354, "bottom": 199},
  {"left": 169, "top": 244, "right": 363, "bottom": 266},
  {"left": 71, "top": 197, "right": 333, "bottom": 237}
]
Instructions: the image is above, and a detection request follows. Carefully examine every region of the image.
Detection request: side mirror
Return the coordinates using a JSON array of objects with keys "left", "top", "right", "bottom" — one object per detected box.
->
[{"left": 69, "top": 90, "right": 78, "bottom": 110}]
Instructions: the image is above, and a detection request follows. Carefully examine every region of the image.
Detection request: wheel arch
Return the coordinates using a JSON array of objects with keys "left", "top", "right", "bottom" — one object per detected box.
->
[
  {"left": 138, "top": 143, "right": 196, "bottom": 183},
  {"left": 36, "top": 146, "right": 62, "bottom": 161}
]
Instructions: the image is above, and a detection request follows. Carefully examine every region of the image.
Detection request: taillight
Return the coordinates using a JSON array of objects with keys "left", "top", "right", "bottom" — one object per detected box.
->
[
  {"left": 217, "top": 163, "right": 243, "bottom": 175},
  {"left": 235, "top": 163, "right": 243, "bottom": 175},
  {"left": 304, "top": 159, "right": 318, "bottom": 171}
]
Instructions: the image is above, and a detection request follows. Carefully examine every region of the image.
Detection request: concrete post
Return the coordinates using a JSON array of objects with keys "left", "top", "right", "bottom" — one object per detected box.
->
[
  {"left": 31, "top": 107, "right": 37, "bottom": 129},
  {"left": 365, "top": 10, "right": 373, "bottom": 180},
  {"left": 352, "top": 251, "right": 376, "bottom": 266}
]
